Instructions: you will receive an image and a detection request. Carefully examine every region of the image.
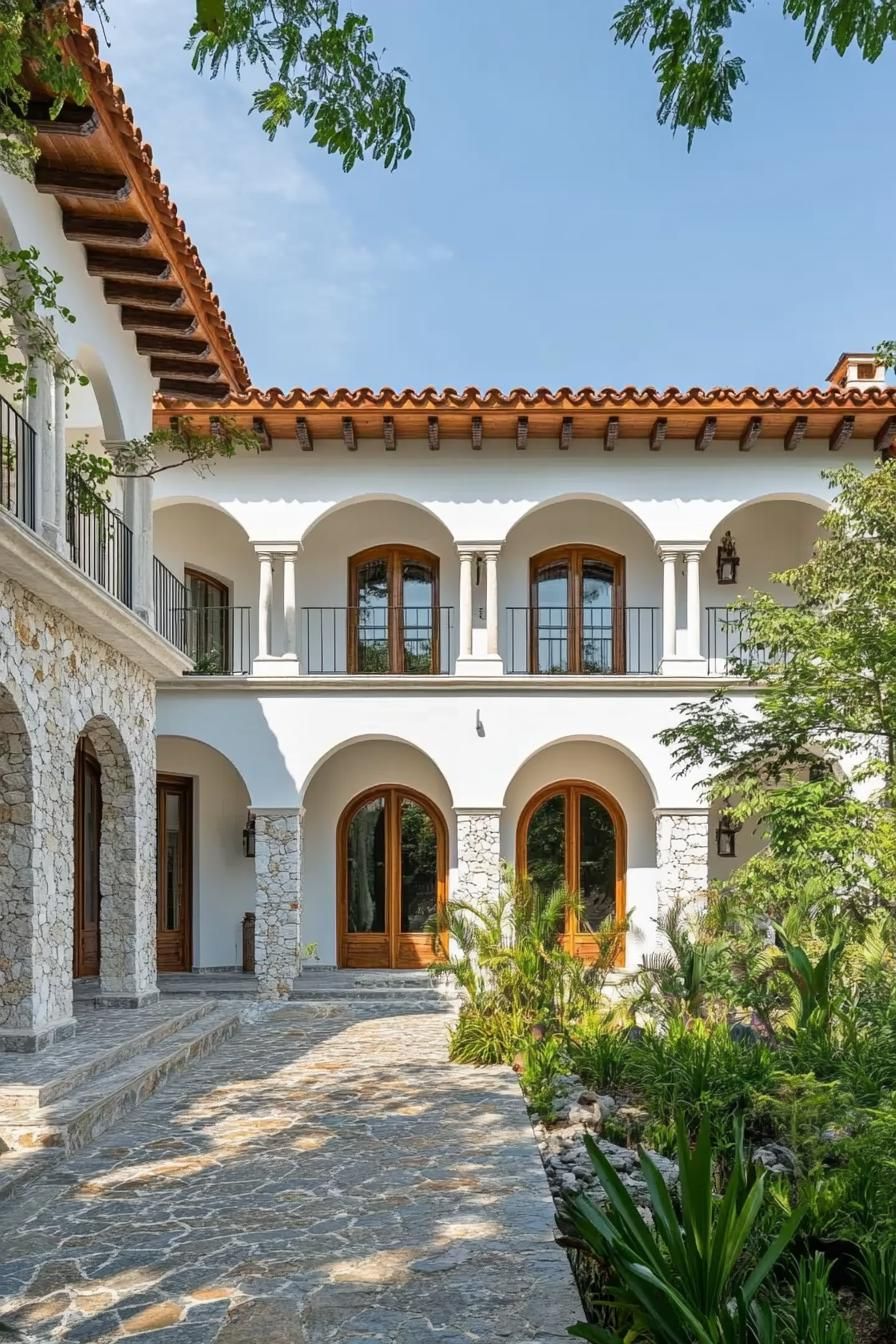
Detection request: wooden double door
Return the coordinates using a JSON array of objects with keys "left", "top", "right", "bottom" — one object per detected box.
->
[
  {"left": 338, "top": 786, "right": 447, "bottom": 968},
  {"left": 156, "top": 775, "right": 193, "bottom": 973}
]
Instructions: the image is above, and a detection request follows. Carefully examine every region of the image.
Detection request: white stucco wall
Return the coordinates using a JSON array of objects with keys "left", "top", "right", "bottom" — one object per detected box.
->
[{"left": 156, "top": 736, "right": 253, "bottom": 969}]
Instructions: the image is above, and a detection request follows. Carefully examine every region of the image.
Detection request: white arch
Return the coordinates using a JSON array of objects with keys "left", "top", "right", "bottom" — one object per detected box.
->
[
  {"left": 152, "top": 495, "right": 253, "bottom": 540},
  {"left": 157, "top": 733, "right": 253, "bottom": 802},
  {"left": 299, "top": 493, "right": 455, "bottom": 546},
  {"left": 505, "top": 492, "right": 658, "bottom": 543},
  {"left": 298, "top": 732, "right": 453, "bottom": 804},
  {"left": 74, "top": 345, "right": 127, "bottom": 443},
  {"left": 501, "top": 733, "right": 660, "bottom": 808},
  {"left": 707, "top": 491, "right": 830, "bottom": 539}
]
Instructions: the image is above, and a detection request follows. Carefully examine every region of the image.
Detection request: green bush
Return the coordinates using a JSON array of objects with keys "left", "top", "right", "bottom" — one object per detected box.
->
[
  {"left": 626, "top": 1019, "right": 777, "bottom": 1153},
  {"left": 448, "top": 1003, "right": 527, "bottom": 1065},
  {"left": 784, "top": 1254, "right": 854, "bottom": 1344},
  {"left": 568, "top": 1016, "right": 632, "bottom": 1093}
]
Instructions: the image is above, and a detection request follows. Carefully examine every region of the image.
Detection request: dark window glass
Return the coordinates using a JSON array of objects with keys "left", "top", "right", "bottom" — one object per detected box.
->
[
  {"left": 525, "top": 793, "right": 566, "bottom": 896},
  {"left": 581, "top": 560, "right": 615, "bottom": 673},
  {"left": 579, "top": 793, "right": 616, "bottom": 928},
  {"left": 346, "top": 796, "right": 386, "bottom": 932},
  {"left": 83, "top": 763, "right": 101, "bottom": 925},
  {"left": 356, "top": 558, "right": 390, "bottom": 673},
  {"left": 162, "top": 790, "right": 183, "bottom": 931},
  {"left": 401, "top": 561, "right": 435, "bottom": 673},
  {"left": 186, "top": 569, "right": 230, "bottom": 673},
  {"left": 400, "top": 798, "right": 437, "bottom": 932},
  {"left": 533, "top": 562, "right": 569, "bottom": 673}
]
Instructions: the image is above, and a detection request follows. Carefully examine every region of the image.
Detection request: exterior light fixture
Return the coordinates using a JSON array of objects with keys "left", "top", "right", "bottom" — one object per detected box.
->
[
  {"left": 242, "top": 811, "right": 256, "bottom": 859},
  {"left": 716, "top": 531, "right": 740, "bottom": 585},
  {"left": 716, "top": 807, "right": 742, "bottom": 858}
]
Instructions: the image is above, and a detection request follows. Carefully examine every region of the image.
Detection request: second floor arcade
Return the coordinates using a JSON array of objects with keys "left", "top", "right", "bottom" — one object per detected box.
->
[{"left": 149, "top": 372, "right": 896, "bottom": 682}]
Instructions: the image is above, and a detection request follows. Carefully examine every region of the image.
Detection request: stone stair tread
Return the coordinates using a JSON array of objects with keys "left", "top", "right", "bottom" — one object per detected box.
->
[
  {"left": 0, "top": 998, "right": 217, "bottom": 1114},
  {"left": 0, "top": 1004, "right": 241, "bottom": 1153},
  {"left": 0, "top": 1148, "right": 58, "bottom": 1203}
]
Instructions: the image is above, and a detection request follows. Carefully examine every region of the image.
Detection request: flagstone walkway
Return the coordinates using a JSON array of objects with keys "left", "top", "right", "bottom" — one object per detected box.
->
[{"left": 0, "top": 1002, "right": 581, "bottom": 1344}]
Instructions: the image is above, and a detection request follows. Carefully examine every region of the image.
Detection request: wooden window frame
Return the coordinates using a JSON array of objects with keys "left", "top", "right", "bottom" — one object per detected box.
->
[
  {"left": 529, "top": 544, "right": 626, "bottom": 674},
  {"left": 336, "top": 784, "right": 448, "bottom": 968},
  {"left": 185, "top": 566, "right": 232, "bottom": 674},
  {"left": 515, "top": 778, "right": 626, "bottom": 963},
  {"left": 348, "top": 545, "right": 440, "bottom": 674}
]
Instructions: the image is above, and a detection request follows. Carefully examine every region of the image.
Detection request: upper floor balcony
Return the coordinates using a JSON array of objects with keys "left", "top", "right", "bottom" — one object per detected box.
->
[{"left": 150, "top": 491, "right": 821, "bottom": 681}]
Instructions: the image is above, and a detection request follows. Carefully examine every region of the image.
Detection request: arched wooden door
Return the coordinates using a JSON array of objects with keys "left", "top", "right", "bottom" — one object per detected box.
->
[
  {"left": 516, "top": 779, "right": 626, "bottom": 962},
  {"left": 338, "top": 786, "right": 447, "bottom": 968}
]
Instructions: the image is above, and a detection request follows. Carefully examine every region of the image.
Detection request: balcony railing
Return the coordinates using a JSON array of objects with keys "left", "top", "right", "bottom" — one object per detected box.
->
[
  {"left": 153, "top": 557, "right": 189, "bottom": 652},
  {"left": 303, "top": 606, "right": 453, "bottom": 674},
  {"left": 66, "top": 470, "right": 133, "bottom": 607},
  {"left": 0, "top": 393, "right": 37, "bottom": 531},
  {"left": 505, "top": 606, "right": 661, "bottom": 674},
  {"left": 706, "top": 607, "right": 792, "bottom": 673},
  {"left": 172, "top": 605, "right": 253, "bottom": 675}
]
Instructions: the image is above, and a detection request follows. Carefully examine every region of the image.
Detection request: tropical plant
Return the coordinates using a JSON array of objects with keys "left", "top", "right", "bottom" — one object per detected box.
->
[
  {"left": 521, "top": 1034, "right": 571, "bottom": 1122},
  {"left": 770, "top": 927, "right": 846, "bottom": 1032},
  {"left": 563, "top": 1113, "right": 806, "bottom": 1343},
  {"left": 568, "top": 1016, "right": 633, "bottom": 1093},
  {"left": 626, "top": 896, "right": 730, "bottom": 1022},
  {"left": 625, "top": 1018, "right": 776, "bottom": 1152},
  {"left": 854, "top": 1238, "right": 896, "bottom": 1327},
  {"left": 786, "top": 1254, "right": 854, "bottom": 1344}
]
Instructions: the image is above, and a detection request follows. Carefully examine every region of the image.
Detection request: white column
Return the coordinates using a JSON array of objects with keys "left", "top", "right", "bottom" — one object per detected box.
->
[
  {"left": 685, "top": 550, "right": 702, "bottom": 658},
  {"left": 458, "top": 549, "right": 473, "bottom": 660},
  {"left": 660, "top": 548, "right": 677, "bottom": 661},
  {"left": 283, "top": 549, "right": 298, "bottom": 660},
  {"left": 24, "top": 357, "right": 50, "bottom": 538},
  {"left": 257, "top": 550, "right": 273, "bottom": 659},
  {"left": 485, "top": 549, "right": 500, "bottom": 657},
  {"left": 123, "top": 475, "right": 153, "bottom": 622},
  {"left": 52, "top": 370, "right": 67, "bottom": 553}
]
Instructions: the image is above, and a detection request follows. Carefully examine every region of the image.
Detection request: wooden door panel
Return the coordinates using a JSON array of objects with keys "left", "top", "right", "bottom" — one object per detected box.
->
[
  {"left": 74, "top": 741, "right": 101, "bottom": 979},
  {"left": 156, "top": 775, "right": 193, "bottom": 973}
]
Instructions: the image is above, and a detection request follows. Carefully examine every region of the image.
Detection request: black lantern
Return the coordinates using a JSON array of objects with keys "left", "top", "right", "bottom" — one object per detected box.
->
[
  {"left": 716, "top": 808, "right": 742, "bottom": 858},
  {"left": 716, "top": 531, "right": 740, "bottom": 585},
  {"left": 242, "top": 811, "right": 256, "bottom": 859}
]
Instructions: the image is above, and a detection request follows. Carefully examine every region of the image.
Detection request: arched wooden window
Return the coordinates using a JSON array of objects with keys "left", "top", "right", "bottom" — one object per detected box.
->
[
  {"left": 185, "top": 566, "right": 231, "bottom": 673},
  {"left": 529, "top": 545, "right": 625, "bottom": 673},
  {"left": 516, "top": 779, "right": 626, "bottom": 962},
  {"left": 337, "top": 786, "right": 448, "bottom": 968},
  {"left": 349, "top": 546, "right": 439, "bottom": 673}
]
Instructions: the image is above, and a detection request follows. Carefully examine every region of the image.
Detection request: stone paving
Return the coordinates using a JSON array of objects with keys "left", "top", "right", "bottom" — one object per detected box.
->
[{"left": 0, "top": 1002, "right": 582, "bottom": 1343}]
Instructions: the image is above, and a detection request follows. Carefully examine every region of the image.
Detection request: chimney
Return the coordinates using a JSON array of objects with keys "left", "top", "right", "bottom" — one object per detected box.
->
[{"left": 826, "top": 352, "right": 889, "bottom": 390}]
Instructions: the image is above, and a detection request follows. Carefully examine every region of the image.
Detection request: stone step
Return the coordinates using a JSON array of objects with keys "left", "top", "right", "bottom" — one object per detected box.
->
[
  {"left": 0, "top": 1004, "right": 240, "bottom": 1156},
  {"left": 0, "top": 999, "right": 217, "bottom": 1118},
  {"left": 287, "top": 984, "right": 450, "bottom": 1004}
]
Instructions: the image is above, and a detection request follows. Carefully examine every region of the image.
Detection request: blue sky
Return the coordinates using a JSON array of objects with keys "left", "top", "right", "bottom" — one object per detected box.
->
[{"left": 100, "top": 1, "right": 894, "bottom": 391}]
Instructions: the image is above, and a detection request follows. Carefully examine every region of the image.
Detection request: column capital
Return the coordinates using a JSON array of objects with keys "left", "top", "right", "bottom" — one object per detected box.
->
[
  {"left": 252, "top": 541, "right": 301, "bottom": 557},
  {"left": 453, "top": 804, "right": 505, "bottom": 816},
  {"left": 655, "top": 541, "right": 709, "bottom": 558},
  {"left": 251, "top": 805, "right": 305, "bottom": 818},
  {"left": 457, "top": 540, "right": 503, "bottom": 556}
]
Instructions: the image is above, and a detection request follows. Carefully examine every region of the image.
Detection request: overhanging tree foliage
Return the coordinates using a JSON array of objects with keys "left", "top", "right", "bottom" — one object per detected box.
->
[{"left": 658, "top": 461, "right": 896, "bottom": 913}]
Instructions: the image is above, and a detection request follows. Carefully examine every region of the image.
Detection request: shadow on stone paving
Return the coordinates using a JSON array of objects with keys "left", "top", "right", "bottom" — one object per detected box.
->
[{"left": 0, "top": 1002, "right": 580, "bottom": 1344}]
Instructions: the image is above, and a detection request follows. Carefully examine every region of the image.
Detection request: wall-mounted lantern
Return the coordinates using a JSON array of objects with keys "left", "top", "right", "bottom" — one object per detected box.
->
[
  {"left": 716, "top": 531, "right": 740, "bottom": 585},
  {"left": 242, "top": 811, "right": 256, "bottom": 859},
  {"left": 716, "top": 807, "right": 742, "bottom": 858}
]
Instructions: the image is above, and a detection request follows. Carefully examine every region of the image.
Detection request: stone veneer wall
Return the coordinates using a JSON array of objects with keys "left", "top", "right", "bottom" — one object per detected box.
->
[
  {"left": 0, "top": 575, "right": 157, "bottom": 1049},
  {"left": 455, "top": 810, "right": 502, "bottom": 908},
  {"left": 655, "top": 811, "right": 709, "bottom": 915},
  {"left": 253, "top": 809, "right": 302, "bottom": 999}
]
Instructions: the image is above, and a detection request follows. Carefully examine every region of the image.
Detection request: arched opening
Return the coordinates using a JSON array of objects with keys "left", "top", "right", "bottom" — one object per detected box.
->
[
  {"left": 153, "top": 502, "right": 256, "bottom": 673},
  {"left": 703, "top": 496, "right": 827, "bottom": 670},
  {"left": 0, "top": 685, "right": 36, "bottom": 1040},
  {"left": 300, "top": 499, "right": 456, "bottom": 673},
  {"left": 301, "top": 737, "right": 453, "bottom": 967},
  {"left": 503, "top": 738, "right": 660, "bottom": 966},
  {"left": 502, "top": 498, "right": 660, "bottom": 673},
  {"left": 516, "top": 781, "right": 625, "bottom": 960},
  {"left": 74, "top": 716, "right": 139, "bottom": 996},
  {"left": 337, "top": 785, "right": 447, "bottom": 969},
  {"left": 156, "top": 736, "right": 253, "bottom": 973}
]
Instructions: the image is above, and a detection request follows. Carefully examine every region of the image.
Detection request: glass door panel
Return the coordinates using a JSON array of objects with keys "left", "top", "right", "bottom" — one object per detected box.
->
[
  {"left": 525, "top": 792, "right": 567, "bottom": 896},
  {"left": 578, "top": 792, "right": 616, "bottom": 928},
  {"left": 355, "top": 558, "right": 390, "bottom": 672},
  {"left": 74, "top": 743, "right": 101, "bottom": 978},
  {"left": 186, "top": 569, "right": 230, "bottom": 673},
  {"left": 401, "top": 561, "right": 435, "bottom": 673},
  {"left": 156, "top": 777, "right": 192, "bottom": 972},
  {"left": 533, "top": 562, "right": 569, "bottom": 673},
  {"left": 581, "top": 560, "right": 615, "bottom": 673},
  {"left": 346, "top": 795, "right": 387, "bottom": 933},
  {"left": 399, "top": 798, "right": 438, "bottom": 932}
]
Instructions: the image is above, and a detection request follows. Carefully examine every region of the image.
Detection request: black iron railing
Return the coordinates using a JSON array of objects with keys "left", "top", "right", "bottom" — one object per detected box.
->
[
  {"left": 706, "top": 607, "right": 792, "bottom": 673},
  {"left": 66, "top": 470, "right": 133, "bottom": 606},
  {"left": 0, "top": 393, "right": 37, "bottom": 531},
  {"left": 303, "top": 606, "right": 453, "bottom": 674},
  {"left": 153, "top": 558, "right": 189, "bottom": 651},
  {"left": 174, "top": 605, "right": 252, "bottom": 674},
  {"left": 505, "top": 606, "right": 661, "bottom": 674}
]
